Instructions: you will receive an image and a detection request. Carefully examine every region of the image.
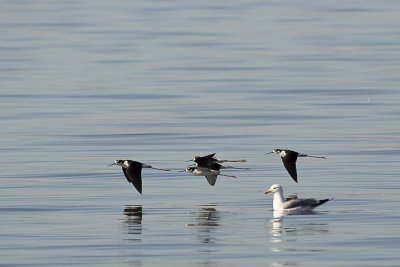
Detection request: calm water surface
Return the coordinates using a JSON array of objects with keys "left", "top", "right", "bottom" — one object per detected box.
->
[{"left": 1, "top": 1, "right": 400, "bottom": 266}]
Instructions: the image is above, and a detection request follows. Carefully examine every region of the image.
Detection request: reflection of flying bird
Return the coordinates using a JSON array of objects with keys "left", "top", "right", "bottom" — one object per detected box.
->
[
  {"left": 267, "top": 149, "right": 326, "bottom": 183},
  {"left": 123, "top": 205, "right": 143, "bottom": 238},
  {"left": 187, "top": 206, "right": 221, "bottom": 244},
  {"left": 264, "top": 184, "right": 331, "bottom": 215},
  {"left": 124, "top": 205, "right": 143, "bottom": 218},
  {"left": 189, "top": 207, "right": 220, "bottom": 227},
  {"left": 108, "top": 160, "right": 170, "bottom": 194},
  {"left": 186, "top": 166, "right": 236, "bottom": 186}
]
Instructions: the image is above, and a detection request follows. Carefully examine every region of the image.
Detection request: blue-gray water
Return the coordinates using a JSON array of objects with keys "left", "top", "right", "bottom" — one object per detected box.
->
[{"left": 1, "top": 1, "right": 400, "bottom": 266}]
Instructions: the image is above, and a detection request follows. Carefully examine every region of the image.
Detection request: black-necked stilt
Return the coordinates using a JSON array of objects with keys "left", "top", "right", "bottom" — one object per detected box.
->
[
  {"left": 189, "top": 153, "right": 216, "bottom": 166},
  {"left": 189, "top": 153, "right": 249, "bottom": 170},
  {"left": 266, "top": 149, "right": 326, "bottom": 183},
  {"left": 185, "top": 166, "right": 236, "bottom": 186},
  {"left": 108, "top": 160, "right": 170, "bottom": 195},
  {"left": 264, "top": 184, "right": 331, "bottom": 214}
]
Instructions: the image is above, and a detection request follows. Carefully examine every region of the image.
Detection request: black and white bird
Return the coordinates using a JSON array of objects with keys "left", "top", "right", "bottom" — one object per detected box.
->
[
  {"left": 189, "top": 153, "right": 249, "bottom": 170},
  {"left": 267, "top": 149, "right": 326, "bottom": 183},
  {"left": 185, "top": 166, "right": 236, "bottom": 186},
  {"left": 264, "top": 184, "right": 331, "bottom": 215},
  {"left": 108, "top": 160, "right": 170, "bottom": 195}
]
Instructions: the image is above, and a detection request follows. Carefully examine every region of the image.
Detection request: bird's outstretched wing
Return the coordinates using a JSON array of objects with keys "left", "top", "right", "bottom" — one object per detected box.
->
[
  {"left": 125, "top": 163, "right": 143, "bottom": 194},
  {"left": 204, "top": 174, "right": 218, "bottom": 186},
  {"left": 206, "top": 161, "right": 222, "bottom": 171},
  {"left": 281, "top": 151, "right": 299, "bottom": 183},
  {"left": 195, "top": 153, "right": 217, "bottom": 167}
]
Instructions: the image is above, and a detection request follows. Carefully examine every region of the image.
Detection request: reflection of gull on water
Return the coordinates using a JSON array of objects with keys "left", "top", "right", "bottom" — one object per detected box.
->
[
  {"left": 268, "top": 211, "right": 330, "bottom": 264},
  {"left": 264, "top": 184, "right": 331, "bottom": 215},
  {"left": 271, "top": 215, "right": 283, "bottom": 239}
]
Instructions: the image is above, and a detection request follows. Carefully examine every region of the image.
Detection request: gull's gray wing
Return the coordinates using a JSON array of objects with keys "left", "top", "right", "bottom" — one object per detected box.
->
[
  {"left": 285, "top": 194, "right": 298, "bottom": 201},
  {"left": 282, "top": 198, "right": 319, "bottom": 209}
]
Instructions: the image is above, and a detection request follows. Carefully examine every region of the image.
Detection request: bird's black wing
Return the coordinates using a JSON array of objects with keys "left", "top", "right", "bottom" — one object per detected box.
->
[
  {"left": 122, "top": 168, "right": 131, "bottom": 183},
  {"left": 195, "top": 153, "right": 216, "bottom": 167},
  {"left": 281, "top": 151, "right": 299, "bottom": 183},
  {"left": 125, "top": 162, "right": 143, "bottom": 195},
  {"left": 311, "top": 199, "right": 331, "bottom": 209},
  {"left": 201, "top": 153, "right": 216, "bottom": 160},
  {"left": 206, "top": 161, "right": 222, "bottom": 171}
]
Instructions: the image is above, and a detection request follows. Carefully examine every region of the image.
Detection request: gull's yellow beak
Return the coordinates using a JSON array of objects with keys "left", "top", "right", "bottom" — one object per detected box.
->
[{"left": 264, "top": 190, "right": 271, "bottom": 194}]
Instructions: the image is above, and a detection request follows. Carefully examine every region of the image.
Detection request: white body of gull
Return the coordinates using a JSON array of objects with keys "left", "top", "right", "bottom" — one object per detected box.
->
[{"left": 264, "top": 184, "right": 331, "bottom": 215}]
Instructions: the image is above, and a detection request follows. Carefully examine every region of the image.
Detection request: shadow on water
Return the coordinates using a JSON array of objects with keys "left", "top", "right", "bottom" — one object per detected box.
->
[
  {"left": 187, "top": 204, "right": 221, "bottom": 244},
  {"left": 123, "top": 205, "right": 143, "bottom": 241}
]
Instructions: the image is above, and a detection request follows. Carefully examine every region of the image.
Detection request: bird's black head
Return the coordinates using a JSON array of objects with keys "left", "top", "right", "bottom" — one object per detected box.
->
[
  {"left": 186, "top": 167, "right": 196, "bottom": 172},
  {"left": 266, "top": 149, "right": 282, "bottom": 155},
  {"left": 108, "top": 160, "right": 126, "bottom": 167},
  {"left": 108, "top": 160, "right": 136, "bottom": 167}
]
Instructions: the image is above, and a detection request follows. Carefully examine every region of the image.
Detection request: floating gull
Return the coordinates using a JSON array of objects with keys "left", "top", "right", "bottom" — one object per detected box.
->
[
  {"left": 185, "top": 166, "right": 236, "bottom": 186},
  {"left": 266, "top": 149, "right": 326, "bottom": 183},
  {"left": 108, "top": 160, "right": 170, "bottom": 195},
  {"left": 264, "top": 184, "right": 331, "bottom": 215}
]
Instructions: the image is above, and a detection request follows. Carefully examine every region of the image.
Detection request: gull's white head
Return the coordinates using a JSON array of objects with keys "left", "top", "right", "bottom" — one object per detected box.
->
[{"left": 264, "top": 184, "right": 283, "bottom": 194}]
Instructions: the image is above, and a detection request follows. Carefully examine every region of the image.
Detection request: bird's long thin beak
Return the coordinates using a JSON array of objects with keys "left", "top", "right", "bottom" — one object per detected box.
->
[
  {"left": 264, "top": 190, "right": 271, "bottom": 194},
  {"left": 108, "top": 163, "right": 117, "bottom": 167},
  {"left": 265, "top": 151, "right": 274, "bottom": 155},
  {"left": 185, "top": 159, "right": 194, "bottom": 162}
]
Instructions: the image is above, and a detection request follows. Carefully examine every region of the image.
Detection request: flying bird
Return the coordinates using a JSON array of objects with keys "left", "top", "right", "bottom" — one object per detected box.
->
[
  {"left": 264, "top": 184, "right": 331, "bottom": 215},
  {"left": 267, "top": 149, "right": 326, "bottom": 183},
  {"left": 189, "top": 153, "right": 249, "bottom": 170},
  {"left": 108, "top": 160, "right": 170, "bottom": 194}
]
